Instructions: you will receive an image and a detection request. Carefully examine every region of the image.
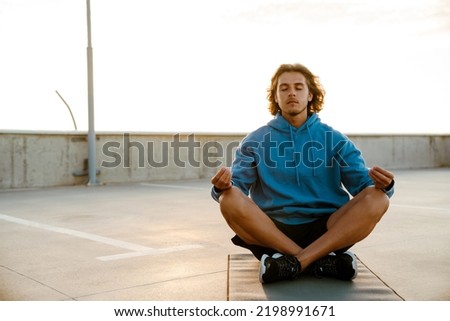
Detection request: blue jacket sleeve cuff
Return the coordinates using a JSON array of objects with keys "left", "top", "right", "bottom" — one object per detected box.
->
[
  {"left": 382, "top": 179, "right": 395, "bottom": 198},
  {"left": 211, "top": 186, "right": 223, "bottom": 203}
]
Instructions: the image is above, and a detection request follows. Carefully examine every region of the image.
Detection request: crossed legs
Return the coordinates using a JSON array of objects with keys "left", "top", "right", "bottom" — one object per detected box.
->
[{"left": 219, "top": 186, "right": 389, "bottom": 271}]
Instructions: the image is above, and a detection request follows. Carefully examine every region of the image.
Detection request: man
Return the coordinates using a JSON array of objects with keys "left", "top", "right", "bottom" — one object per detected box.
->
[{"left": 211, "top": 63, "right": 394, "bottom": 284}]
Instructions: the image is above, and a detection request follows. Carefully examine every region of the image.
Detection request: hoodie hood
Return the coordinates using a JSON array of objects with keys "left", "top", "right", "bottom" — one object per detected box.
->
[{"left": 267, "top": 112, "right": 319, "bottom": 135}]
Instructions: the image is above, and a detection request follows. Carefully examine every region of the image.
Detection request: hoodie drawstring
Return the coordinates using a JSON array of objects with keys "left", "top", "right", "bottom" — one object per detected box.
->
[{"left": 306, "top": 123, "right": 317, "bottom": 177}]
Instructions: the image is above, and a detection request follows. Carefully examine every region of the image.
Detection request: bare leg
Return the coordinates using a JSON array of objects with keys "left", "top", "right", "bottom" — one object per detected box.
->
[
  {"left": 219, "top": 186, "right": 389, "bottom": 272},
  {"left": 219, "top": 187, "right": 302, "bottom": 256},
  {"left": 296, "top": 186, "right": 389, "bottom": 269}
]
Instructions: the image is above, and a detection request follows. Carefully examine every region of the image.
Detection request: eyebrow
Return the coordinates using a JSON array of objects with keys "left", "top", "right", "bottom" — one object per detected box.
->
[{"left": 278, "top": 82, "right": 306, "bottom": 87}]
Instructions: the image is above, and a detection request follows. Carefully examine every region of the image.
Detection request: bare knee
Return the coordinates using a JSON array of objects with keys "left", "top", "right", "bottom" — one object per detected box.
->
[
  {"left": 360, "top": 186, "right": 390, "bottom": 222},
  {"left": 219, "top": 187, "right": 253, "bottom": 222}
]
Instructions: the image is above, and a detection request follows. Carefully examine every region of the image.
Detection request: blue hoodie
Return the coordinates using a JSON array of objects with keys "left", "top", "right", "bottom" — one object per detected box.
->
[{"left": 212, "top": 113, "right": 394, "bottom": 225}]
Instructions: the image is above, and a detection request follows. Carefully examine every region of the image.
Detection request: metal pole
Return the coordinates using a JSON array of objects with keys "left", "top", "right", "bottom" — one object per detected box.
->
[{"left": 86, "top": 0, "right": 98, "bottom": 185}]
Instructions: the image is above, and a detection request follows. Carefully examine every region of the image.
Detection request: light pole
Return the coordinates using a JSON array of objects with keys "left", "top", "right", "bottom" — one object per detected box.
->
[{"left": 86, "top": 0, "right": 98, "bottom": 185}]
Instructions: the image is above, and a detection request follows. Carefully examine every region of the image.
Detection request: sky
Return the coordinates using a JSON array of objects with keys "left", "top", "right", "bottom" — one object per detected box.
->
[{"left": 0, "top": 0, "right": 449, "bottom": 134}]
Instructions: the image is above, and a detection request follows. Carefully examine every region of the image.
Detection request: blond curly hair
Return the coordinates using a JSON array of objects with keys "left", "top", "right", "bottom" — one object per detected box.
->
[{"left": 267, "top": 63, "right": 325, "bottom": 116}]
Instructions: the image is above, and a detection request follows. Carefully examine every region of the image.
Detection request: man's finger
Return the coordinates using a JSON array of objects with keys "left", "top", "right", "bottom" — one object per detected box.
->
[
  {"left": 369, "top": 166, "right": 393, "bottom": 188},
  {"left": 372, "top": 166, "right": 394, "bottom": 179},
  {"left": 211, "top": 168, "right": 226, "bottom": 184},
  {"left": 211, "top": 167, "right": 232, "bottom": 187}
]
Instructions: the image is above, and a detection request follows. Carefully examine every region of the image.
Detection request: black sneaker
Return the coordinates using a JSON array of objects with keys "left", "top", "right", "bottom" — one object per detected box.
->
[
  {"left": 259, "top": 253, "right": 302, "bottom": 284},
  {"left": 308, "top": 251, "right": 358, "bottom": 280}
]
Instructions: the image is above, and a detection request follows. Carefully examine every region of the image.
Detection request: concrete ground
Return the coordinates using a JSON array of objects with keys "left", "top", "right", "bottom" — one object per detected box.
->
[{"left": 0, "top": 168, "right": 449, "bottom": 301}]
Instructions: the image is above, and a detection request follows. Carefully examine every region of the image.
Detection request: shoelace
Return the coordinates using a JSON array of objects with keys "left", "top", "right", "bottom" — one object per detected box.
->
[
  {"left": 311, "top": 256, "right": 339, "bottom": 277},
  {"left": 274, "top": 256, "right": 300, "bottom": 278}
]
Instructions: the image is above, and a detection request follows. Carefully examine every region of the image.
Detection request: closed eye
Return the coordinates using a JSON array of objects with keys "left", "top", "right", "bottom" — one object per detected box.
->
[{"left": 279, "top": 83, "right": 305, "bottom": 91}]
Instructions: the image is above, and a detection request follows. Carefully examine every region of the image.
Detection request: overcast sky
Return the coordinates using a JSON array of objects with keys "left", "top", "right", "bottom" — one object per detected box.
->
[{"left": 1, "top": 0, "right": 449, "bottom": 133}]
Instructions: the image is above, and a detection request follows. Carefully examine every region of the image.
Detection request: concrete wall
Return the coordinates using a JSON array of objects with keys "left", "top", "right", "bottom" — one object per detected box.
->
[{"left": 1, "top": 131, "right": 449, "bottom": 189}]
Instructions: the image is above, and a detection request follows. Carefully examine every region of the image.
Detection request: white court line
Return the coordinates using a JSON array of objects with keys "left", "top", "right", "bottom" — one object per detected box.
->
[
  {"left": 391, "top": 204, "right": 450, "bottom": 212},
  {"left": 140, "top": 183, "right": 210, "bottom": 191},
  {"left": 0, "top": 213, "right": 149, "bottom": 252},
  {"left": 0, "top": 213, "right": 203, "bottom": 261}
]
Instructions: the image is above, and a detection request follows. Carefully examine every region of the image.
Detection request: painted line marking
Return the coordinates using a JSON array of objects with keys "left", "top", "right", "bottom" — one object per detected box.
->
[
  {"left": 391, "top": 204, "right": 450, "bottom": 212},
  {"left": 0, "top": 213, "right": 203, "bottom": 261},
  {"left": 140, "top": 183, "right": 210, "bottom": 191}
]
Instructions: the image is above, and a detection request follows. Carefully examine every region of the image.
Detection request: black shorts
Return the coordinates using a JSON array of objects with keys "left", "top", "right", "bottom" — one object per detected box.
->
[{"left": 231, "top": 216, "right": 351, "bottom": 260}]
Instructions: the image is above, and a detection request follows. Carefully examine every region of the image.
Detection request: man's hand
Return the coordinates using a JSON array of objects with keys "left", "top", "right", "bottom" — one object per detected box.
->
[
  {"left": 369, "top": 166, "right": 394, "bottom": 190},
  {"left": 211, "top": 167, "right": 233, "bottom": 191}
]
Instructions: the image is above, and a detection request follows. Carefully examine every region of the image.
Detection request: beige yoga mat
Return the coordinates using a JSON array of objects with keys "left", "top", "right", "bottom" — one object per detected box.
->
[{"left": 227, "top": 253, "right": 403, "bottom": 301}]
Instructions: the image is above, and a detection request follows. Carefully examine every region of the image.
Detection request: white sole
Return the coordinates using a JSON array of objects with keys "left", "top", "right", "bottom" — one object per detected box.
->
[
  {"left": 259, "top": 254, "right": 269, "bottom": 283},
  {"left": 345, "top": 251, "right": 358, "bottom": 279}
]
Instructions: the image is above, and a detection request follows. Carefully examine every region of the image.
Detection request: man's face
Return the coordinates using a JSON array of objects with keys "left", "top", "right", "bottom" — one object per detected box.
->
[{"left": 275, "top": 72, "right": 313, "bottom": 118}]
